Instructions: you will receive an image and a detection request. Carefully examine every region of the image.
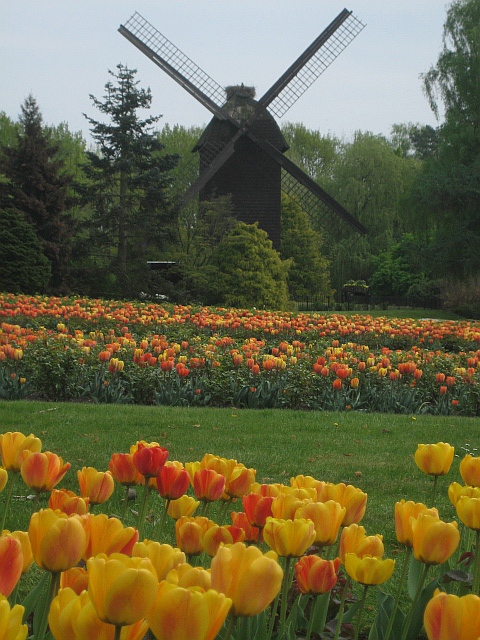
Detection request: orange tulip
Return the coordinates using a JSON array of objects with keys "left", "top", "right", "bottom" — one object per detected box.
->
[
  {"left": 459, "top": 454, "right": 480, "bottom": 488},
  {"left": 167, "top": 495, "right": 200, "bottom": 520},
  {"left": 2, "top": 530, "right": 32, "bottom": 574},
  {"left": 82, "top": 513, "right": 139, "bottom": 560},
  {"left": 423, "top": 589, "right": 480, "bottom": 640},
  {"left": 0, "top": 535, "right": 23, "bottom": 597},
  {"left": 225, "top": 464, "right": 256, "bottom": 498},
  {"left": 296, "top": 500, "right": 346, "bottom": 546},
  {"left": 201, "top": 524, "right": 245, "bottom": 557},
  {"left": 175, "top": 516, "right": 216, "bottom": 556},
  {"left": 87, "top": 553, "right": 158, "bottom": 626},
  {"left": 210, "top": 542, "right": 283, "bottom": 617},
  {"left": 295, "top": 555, "right": 341, "bottom": 594},
  {"left": 263, "top": 517, "right": 316, "bottom": 558},
  {"left": 156, "top": 462, "right": 190, "bottom": 500},
  {"left": 109, "top": 453, "right": 142, "bottom": 486},
  {"left": 230, "top": 511, "right": 260, "bottom": 543},
  {"left": 0, "top": 596, "right": 27, "bottom": 640},
  {"left": 345, "top": 553, "right": 395, "bottom": 586},
  {"left": 20, "top": 451, "right": 70, "bottom": 494},
  {"left": 77, "top": 467, "right": 114, "bottom": 506},
  {"left": 0, "top": 431, "right": 41, "bottom": 472},
  {"left": 132, "top": 540, "right": 185, "bottom": 581},
  {"left": 411, "top": 514, "right": 460, "bottom": 565},
  {"left": 414, "top": 443, "right": 454, "bottom": 477},
  {"left": 28, "top": 509, "right": 87, "bottom": 572},
  {"left": 60, "top": 566, "right": 89, "bottom": 595},
  {"left": 49, "top": 488, "right": 89, "bottom": 516},
  {"left": 147, "top": 581, "right": 232, "bottom": 640},
  {"left": 133, "top": 443, "right": 168, "bottom": 478},
  {"left": 193, "top": 469, "right": 226, "bottom": 502},
  {"left": 394, "top": 500, "right": 439, "bottom": 548},
  {"left": 242, "top": 493, "right": 274, "bottom": 528}
]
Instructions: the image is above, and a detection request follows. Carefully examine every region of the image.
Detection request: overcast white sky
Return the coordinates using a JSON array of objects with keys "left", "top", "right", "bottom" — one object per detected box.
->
[{"left": 1, "top": 2, "right": 449, "bottom": 145}]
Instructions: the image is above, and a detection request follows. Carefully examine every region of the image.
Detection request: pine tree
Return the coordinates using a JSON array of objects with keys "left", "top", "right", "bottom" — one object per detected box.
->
[
  {"left": 81, "top": 64, "right": 179, "bottom": 297},
  {"left": 1, "top": 95, "right": 74, "bottom": 292}
]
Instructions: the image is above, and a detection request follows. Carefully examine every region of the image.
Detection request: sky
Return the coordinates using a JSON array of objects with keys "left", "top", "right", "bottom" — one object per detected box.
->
[{"left": 0, "top": 1, "right": 450, "bottom": 145}]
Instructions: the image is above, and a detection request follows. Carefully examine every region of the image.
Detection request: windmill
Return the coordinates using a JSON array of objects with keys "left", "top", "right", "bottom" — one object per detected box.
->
[{"left": 119, "top": 9, "right": 367, "bottom": 249}]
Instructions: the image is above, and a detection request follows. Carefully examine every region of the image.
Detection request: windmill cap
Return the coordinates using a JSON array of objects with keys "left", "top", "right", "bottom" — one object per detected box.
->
[{"left": 225, "top": 84, "right": 256, "bottom": 100}]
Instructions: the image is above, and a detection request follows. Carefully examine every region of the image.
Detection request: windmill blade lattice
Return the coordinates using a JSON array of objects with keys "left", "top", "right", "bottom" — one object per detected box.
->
[
  {"left": 119, "top": 12, "right": 226, "bottom": 117},
  {"left": 266, "top": 11, "right": 365, "bottom": 118}
]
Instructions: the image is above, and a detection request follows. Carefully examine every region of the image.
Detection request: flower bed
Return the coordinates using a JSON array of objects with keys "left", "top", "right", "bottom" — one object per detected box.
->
[{"left": 1, "top": 293, "right": 480, "bottom": 414}]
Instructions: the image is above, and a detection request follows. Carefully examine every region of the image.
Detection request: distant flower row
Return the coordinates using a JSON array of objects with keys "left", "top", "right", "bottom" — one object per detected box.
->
[{"left": 1, "top": 294, "right": 480, "bottom": 414}]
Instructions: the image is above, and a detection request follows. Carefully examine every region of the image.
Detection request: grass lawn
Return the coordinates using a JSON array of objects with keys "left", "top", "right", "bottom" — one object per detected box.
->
[{"left": 2, "top": 400, "right": 478, "bottom": 544}]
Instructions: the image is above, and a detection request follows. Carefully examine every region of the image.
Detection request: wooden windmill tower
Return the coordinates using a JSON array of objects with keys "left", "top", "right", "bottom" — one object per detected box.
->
[{"left": 119, "top": 9, "right": 367, "bottom": 248}]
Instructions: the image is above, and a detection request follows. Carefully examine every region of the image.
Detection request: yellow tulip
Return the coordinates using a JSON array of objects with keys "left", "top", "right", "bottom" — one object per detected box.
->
[
  {"left": 0, "top": 595, "right": 27, "bottom": 640},
  {"left": 28, "top": 509, "right": 87, "bottom": 572},
  {"left": 165, "top": 563, "right": 212, "bottom": 591},
  {"left": 411, "top": 514, "right": 460, "bottom": 565},
  {"left": 167, "top": 495, "right": 200, "bottom": 519},
  {"left": 210, "top": 542, "right": 283, "bottom": 617},
  {"left": 77, "top": 467, "right": 114, "bottom": 506},
  {"left": 263, "top": 517, "right": 316, "bottom": 558},
  {"left": 345, "top": 553, "right": 395, "bottom": 586},
  {"left": 82, "top": 514, "right": 138, "bottom": 560},
  {"left": 0, "top": 469, "right": 7, "bottom": 492},
  {"left": 394, "top": 500, "right": 439, "bottom": 547},
  {"left": 448, "top": 482, "right": 480, "bottom": 507},
  {"left": 318, "top": 482, "right": 367, "bottom": 525},
  {"left": 0, "top": 432, "right": 41, "bottom": 473},
  {"left": 20, "top": 452, "right": 70, "bottom": 494},
  {"left": 48, "top": 587, "right": 149, "bottom": 640},
  {"left": 147, "top": 581, "right": 232, "bottom": 640},
  {"left": 456, "top": 496, "right": 480, "bottom": 531},
  {"left": 459, "top": 454, "right": 480, "bottom": 488},
  {"left": 414, "top": 443, "right": 454, "bottom": 477},
  {"left": 87, "top": 553, "right": 158, "bottom": 626},
  {"left": 132, "top": 540, "right": 185, "bottom": 581},
  {"left": 295, "top": 500, "right": 346, "bottom": 546},
  {"left": 339, "top": 524, "right": 384, "bottom": 564},
  {"left": 423, "top": 589, "right": 480, "bottom": 640}
]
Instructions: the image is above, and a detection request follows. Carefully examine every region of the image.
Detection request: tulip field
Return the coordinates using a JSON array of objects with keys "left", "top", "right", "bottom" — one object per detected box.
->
[
  {"left": 1, "top": 294, "right": 480, "bottom": 638},
  {"left": 1, "top": 293, "right": 480, "bottom": 415}
]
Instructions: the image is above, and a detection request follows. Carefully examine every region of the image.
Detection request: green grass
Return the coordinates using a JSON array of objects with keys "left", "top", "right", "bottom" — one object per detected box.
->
[{"left": 2, "top": 400, "right": 478, "bottom": 637}]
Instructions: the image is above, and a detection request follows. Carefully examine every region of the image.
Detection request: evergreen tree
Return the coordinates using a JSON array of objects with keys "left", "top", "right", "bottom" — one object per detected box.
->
[
  {"left": 81, "top": 65, "right": 179, "bottom": 297},
  {"left": 280, "top": 196, "right": 332, "bottom": 300},
  {"left": 0, "top": 96, "right": 74, "bottom": 292}
]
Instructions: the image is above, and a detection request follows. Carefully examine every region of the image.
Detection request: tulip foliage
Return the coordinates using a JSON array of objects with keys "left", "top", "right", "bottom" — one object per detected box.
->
[{"left": 1, "top": 293, "right": 480, "bottom": 414}]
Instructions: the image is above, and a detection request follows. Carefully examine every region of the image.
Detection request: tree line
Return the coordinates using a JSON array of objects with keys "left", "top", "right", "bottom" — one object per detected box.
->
[{"left": 0, "top": 0, "right": 479, "bottom": 314}]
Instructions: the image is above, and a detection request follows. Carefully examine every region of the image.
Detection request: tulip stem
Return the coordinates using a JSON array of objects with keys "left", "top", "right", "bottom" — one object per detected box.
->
[
  {"left": 399, "top": 563, "right": 429, "bottom": 640},
  {"left": 333, "top": 575, "right": 350, "bottom": 640},
  {"left": 137, "top": 482, "right": 150, "bottom": 540},
  {"left": 431, "top": 476, "right": 438, "bottom": 506},
  {"left": 0, "top": 473, "right": 15, "bottom": 531},
  {"left": 114, "top": 625, "right": 122, "bottom": 640},
  {"left": 473, "top": 530, "right": 480, "bottom": 596},
  {"left": 353, "top": 585, "right": 369, "bottom": 640},
  {"left": 155, "top": 498, "right": 170, "bottom": 541},
  {"left": 121, "top": 485, "right": 130, "bottom": 521},
  {"left": 279, "top": 556, "right": 293, "bottom": 635},
  {"left": 384, "top": 546, "right": 411, "bottom": 640},
  {"left": 266, "top": 591, "right": 280, "bottom": 640}
]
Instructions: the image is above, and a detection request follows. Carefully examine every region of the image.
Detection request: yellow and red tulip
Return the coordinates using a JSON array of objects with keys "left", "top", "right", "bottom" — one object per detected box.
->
[
  {"left": 20, "top": 451, "right": 70, "bottom": 494},
  {"left": 295, "top": 555, "right": 341, "bottom": 594},
  {"left": 414, "top": 443, "right": 455, "bottom": 477},
  {"left": 77, "top": 467, "right": 114, "bottom": 506}
]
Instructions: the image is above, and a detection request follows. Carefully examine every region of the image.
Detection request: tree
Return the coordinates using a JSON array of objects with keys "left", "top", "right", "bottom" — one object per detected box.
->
[
  {"left": 0, "top": 208, "right": 51, "bottom": 293},
  {"left": 209, "top": 222, "right": 291, "bottom": 309},
  {"left": 0, "top": 96, "right": 74, "bottom": 292},
  {"left": 81, "top": 65, "right": 179, "bottom": 297},
  {"left": 409, "top": 0, "right": 480, "bottom": 280},
  {"left": 280, "top": 196, "right": 332, "bottom": 300}
]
